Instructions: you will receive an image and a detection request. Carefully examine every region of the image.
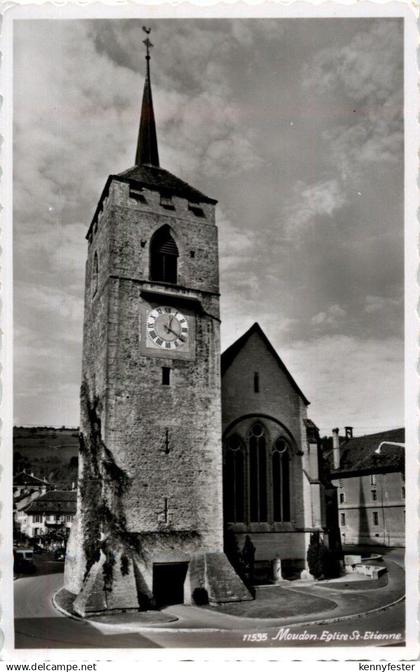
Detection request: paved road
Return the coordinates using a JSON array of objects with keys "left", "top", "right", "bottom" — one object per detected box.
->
[
  {"left": 14, "top": 548, "right": 405, "bottom": 650},
  {"left": 14, "top": 574, "right": 161, "bottom": 649}
]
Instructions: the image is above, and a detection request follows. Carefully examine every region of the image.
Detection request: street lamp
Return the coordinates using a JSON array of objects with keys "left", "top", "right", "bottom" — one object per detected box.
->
[
  {"left": 374, "top": 441, "right": 405, "bottom": 455},
  {"left": 373, "top": 440, "right": 405, "bottom": 546}
]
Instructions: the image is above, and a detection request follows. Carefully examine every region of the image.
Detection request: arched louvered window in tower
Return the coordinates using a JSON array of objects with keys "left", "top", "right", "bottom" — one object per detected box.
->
[
  {"left": 272, "top": 438, "right": 290, "bottom": 522},
  {"left": 249, "top": 422, "right": 267, "bottom": 522},
  {"left": 150, "top": 225, "right": 179, "bottom": 284},
  {"left": 224, "top": 435, "right": 245, "bottom": 523}
]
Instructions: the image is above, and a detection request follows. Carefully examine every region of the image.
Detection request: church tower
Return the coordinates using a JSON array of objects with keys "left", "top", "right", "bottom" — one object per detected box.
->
[{"left": 64, "top": 30, "right": 251, "bottom": 615}]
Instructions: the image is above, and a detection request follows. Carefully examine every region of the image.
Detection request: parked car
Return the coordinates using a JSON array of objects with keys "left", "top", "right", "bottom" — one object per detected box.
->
[
  {"left": 54, "top": 548, "right": 65, "bottom": 561},
  {"left": 14, "top": 548, "right": 36, "bottom": 574}
]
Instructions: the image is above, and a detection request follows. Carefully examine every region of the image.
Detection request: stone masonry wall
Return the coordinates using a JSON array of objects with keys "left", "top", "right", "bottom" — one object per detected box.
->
[
  {"left": 82, "top": 178, "right": 224, "bottom": 556},
  {"left": 109, "top": 181, "right": 219, "bottom": 294}
]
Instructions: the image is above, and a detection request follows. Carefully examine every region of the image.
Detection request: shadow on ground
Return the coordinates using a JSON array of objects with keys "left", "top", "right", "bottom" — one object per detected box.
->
[
  {"left": 203, "top": 585, "right": 337, "bottom": 619},
  {"left": 15, "top": 617, "right": 161, "bottom": 649}
]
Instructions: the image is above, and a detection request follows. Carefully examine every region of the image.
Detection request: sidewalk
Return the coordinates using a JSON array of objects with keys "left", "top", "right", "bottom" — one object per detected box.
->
[{"left": 54, "top": 555, "right": 405, "bottom": 633}]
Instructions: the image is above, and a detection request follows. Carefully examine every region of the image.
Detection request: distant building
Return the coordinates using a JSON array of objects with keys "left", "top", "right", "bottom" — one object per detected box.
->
[
  {"left": 326, "top": 428, "right": 405, "bottom": 547},
  {"left": 22, "top": 490, "right": 77, "bottom": 540},
  {"left": 13, "top": 471, "right": 50, "bottom": 535},
  {"left": 13, "top": 470, "right": 50, "bottom": 500}
]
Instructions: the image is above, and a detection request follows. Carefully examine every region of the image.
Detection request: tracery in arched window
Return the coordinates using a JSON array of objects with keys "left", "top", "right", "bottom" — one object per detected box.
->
[
  {"left": 272, "top": 437, "right": 290, "bottom": 522},
  {"left": 224, "top": 435, "right": 245, "bottom": 523},
  {"left": 249, "top": 423, "right": 267, "bottom": 522}
]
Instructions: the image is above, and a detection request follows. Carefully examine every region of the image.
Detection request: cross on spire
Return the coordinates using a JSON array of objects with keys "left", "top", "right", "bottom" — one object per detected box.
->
[
  {"left": 142, "top": 26, "right": 153, "bottom": 76},
  {"left": 135, "top": 26, "right": 160, "bottom": 167}
]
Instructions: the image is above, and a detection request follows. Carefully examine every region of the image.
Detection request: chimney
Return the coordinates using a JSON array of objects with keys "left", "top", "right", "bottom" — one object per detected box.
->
[
  {"left": 345, "top": 426, "right": 353, "bottom": 440},
  {"left": 332, "top": 428, "right": 340, "bottom": 470}
]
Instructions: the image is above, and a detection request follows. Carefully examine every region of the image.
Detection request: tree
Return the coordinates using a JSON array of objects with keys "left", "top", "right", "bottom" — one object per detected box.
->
[{"left": 307, "top": 532, "right": 340, "bottom": 580}]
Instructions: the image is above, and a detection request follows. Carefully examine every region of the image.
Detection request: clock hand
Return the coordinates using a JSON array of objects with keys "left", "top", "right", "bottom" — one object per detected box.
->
[
  {"left": 163, "top": 316, "right": 173, "bottom": 334},
  {"left": 166, "top": 325, "right": 181, "bottom": 338}
]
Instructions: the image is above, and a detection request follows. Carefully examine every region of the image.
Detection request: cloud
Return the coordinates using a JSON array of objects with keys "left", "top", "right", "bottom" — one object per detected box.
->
[
  {"left": 13, "top": 19, "right": 403, "bottom": 431},
  {"left": 304, "top": 22, "right": 402, "bottom": 103},
  {"left": 324, "top": 121, "right": 402, "bottom": 178},
  {"left": 218, "top": 212, "right": 257, "bottom": 274},
  {"left": 83, "top": 20, "right": 265, "bottom": 178},
  {"left": 364, "top": 294, "right": 402, "bottom": 314},
  {"left": 311, "top": 304, "right": 346, "bottom": 326},
  {"left": 282, "top": 334, "right": 404, "bottom": 433},
  {"left": 303, "top": 20, "right": 403, "bottom": 178},
  {"left": 14, "top": 20, "right": 263, "bottom": 235},
  {"left": 283, "top": 178, "right": 347, "bottom": 239}
]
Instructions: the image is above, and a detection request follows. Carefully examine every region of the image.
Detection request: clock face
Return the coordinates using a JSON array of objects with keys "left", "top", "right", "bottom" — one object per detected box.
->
[{"left": 147, "top": 306, "right": 189, "bottom": 350}]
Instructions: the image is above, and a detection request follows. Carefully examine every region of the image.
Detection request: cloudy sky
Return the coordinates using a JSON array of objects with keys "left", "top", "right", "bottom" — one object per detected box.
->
[{"left": 14, "top": 18, "right": 404, "bottom": 434}]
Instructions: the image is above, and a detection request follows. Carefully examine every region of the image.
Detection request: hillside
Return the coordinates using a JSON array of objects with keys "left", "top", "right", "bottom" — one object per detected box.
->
[{"left": 14, "top": 427, "right": 80, "bottom": 489}]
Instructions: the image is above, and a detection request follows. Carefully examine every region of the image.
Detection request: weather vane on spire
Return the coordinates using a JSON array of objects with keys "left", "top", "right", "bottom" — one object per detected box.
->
[{"left": 142, "top": 26, "right": 153, "bottom": 62}]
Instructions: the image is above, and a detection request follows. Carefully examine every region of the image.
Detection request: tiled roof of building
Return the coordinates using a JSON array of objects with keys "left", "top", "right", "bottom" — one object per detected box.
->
[
  {"left": 330, "top": 427, "right": 405, "bottom": 476},
  {"left": 116, "top": 165, "right": 217, "bottom": 204},
  {"left": 13, "top": 471, "right": 49, "bottom": 487},
  {"left": 87, "top": 165, "right": 217, "bottom": 240},
  {"left": 221, "top": 322, "right": 309, "bottom": 405},
  {"left": 25, "top": 490, "right": 77, "bottom": 515},
  {"left": 15, "top": 491, "right": 41, "bottom": 511}
]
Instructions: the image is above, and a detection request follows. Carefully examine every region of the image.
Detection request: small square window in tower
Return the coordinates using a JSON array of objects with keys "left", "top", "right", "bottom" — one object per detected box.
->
[
  {"left": 162, "top": 367, "right": 171, "bottom": 386},
  {"left": 160, "top": 194, "right": 175, "bottom": 210},
  {"left": 150, "top": 226, "right": 179, "bottom": 284},
  {"left": 254, "top": 372, "right": 260, "bottom": 393},
  {"left": 188, "top": 202, "right": 205, "bottom": 218},
  {"left": 129, "top": 186, "right": 147, "bottom": 203}
]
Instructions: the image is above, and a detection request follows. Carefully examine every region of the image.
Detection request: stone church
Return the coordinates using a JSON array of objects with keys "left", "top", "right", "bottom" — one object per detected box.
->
[
  {"left": 221, "top": 323, "right": 327, "bottom": 580},
  {"left": 63, "top": 37, "right": 328, "bottom": 616}
]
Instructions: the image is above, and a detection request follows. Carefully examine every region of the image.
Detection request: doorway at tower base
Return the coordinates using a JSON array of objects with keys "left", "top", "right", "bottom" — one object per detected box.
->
[{"left": 70, "top": 549, "right": 253, "bottom": 618}]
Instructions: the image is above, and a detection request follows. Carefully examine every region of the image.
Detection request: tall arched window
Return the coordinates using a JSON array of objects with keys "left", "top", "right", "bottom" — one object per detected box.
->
[
  {"left": 272, "top": 438, "right": 290, "bottom": 522},
  {"left": 249, "top": 423, "right": 267, "bottom": 522},
  {"left": 150, "top": 226, "right": 178, "bottom": 284},
  {"left": 92, "top": 251, "right": 99, "bottom": 296},
  {"left": 224, "top": 435, "right": 245, "bottom": 523}
]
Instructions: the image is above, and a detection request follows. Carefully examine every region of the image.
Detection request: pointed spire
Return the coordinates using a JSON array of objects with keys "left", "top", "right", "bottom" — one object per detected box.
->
[{"left": 135, "top": 27, "right": 160, "bottom": 167}]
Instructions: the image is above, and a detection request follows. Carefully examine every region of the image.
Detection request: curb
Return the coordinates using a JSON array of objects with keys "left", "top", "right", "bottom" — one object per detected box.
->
[
  {"left": 52, "top": 587, "right": 405, "bottom": 635},
  {"left": 52, "top": 588, "right": 180, "bottom": 628},
  {"left": 52, "top": 590, "right": 85, "bottom": 623}
]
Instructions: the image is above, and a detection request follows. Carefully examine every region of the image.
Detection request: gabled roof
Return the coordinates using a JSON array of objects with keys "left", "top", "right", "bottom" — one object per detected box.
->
[
  {"left": 221, "top": 322, "right": 309, "bottom": 405},
  {"left": 13, "top": 471, "right": 49, "bottom": 487},
  {"left": 331, "top": 427, "right": 405, "bottom": 476},
  {"left": 25, "top": 490, "right": 77, "bottom": 515}
]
